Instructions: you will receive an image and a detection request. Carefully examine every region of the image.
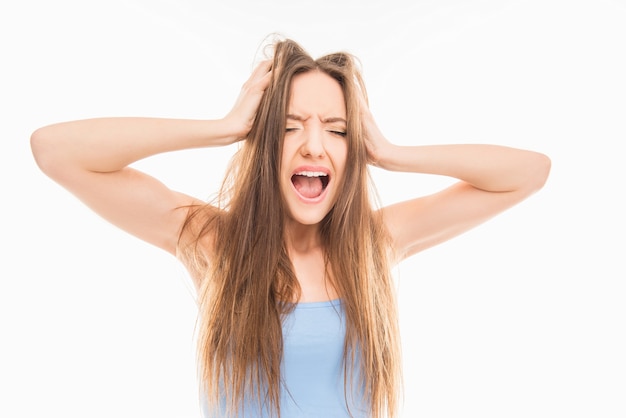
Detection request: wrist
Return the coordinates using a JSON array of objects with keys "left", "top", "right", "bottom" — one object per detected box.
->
[
  {"left": 208, "top": 117, "right": 246, "bottom": 146},
  {"left": 221, "top": 111, "right": 255, "bottom": 144},
  {"left": 371, "top": 142, "right": 400, "bottom": 171}
]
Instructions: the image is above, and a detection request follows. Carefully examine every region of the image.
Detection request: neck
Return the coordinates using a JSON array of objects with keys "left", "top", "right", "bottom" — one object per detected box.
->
[{"left": 284, "top": 219, "right": 322, "bottom": 254}]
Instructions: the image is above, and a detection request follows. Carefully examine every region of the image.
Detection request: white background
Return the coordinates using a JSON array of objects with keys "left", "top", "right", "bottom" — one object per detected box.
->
[{"left": 2, "top": 0, "right": 625, "bottom": 417}]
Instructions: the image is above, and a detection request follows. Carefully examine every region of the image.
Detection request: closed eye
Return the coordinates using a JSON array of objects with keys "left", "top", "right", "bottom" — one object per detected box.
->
[{"left": 329, "top": 130, "right": 347, "bottom": 137}]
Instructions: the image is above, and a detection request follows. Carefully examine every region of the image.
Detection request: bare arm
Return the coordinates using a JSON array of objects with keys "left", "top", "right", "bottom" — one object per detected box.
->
[
  {"left": 362, "top": 102, "right": 551, "bottom": 261},
  {"left": 31, "top": 60, "right": 272, "bottom": 256}
]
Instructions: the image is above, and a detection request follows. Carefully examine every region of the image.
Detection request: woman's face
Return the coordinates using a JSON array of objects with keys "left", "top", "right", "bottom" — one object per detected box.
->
[{"left": 280, "top": 70, "right": 348, "bottom": 227}]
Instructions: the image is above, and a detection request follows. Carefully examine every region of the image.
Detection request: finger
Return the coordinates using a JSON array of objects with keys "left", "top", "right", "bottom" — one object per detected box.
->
[
  {"left": 242, "top": 60, "right": 272, "bottom": 93},
  {"left": 258, "top": 67, "right": 273, "bottom": 89},
  {"left": 245, "top": 62, "right": 272, "bottom": 95},
  {"left": 250, "top": 59, "right": 272, "bottom": 81}
]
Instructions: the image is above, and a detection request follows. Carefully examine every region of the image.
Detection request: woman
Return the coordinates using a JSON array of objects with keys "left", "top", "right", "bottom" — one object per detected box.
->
[{"left": 30, "top": 39, "right": 551, "bottom": 417}]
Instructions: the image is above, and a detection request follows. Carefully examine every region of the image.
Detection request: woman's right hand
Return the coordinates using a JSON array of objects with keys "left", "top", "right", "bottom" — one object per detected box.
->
[
  {"left": 223, "top": 59, "right": 273, "bottom": 142},
  {"left": 29, "top": 60, "right": 273, "bottom": 263}
]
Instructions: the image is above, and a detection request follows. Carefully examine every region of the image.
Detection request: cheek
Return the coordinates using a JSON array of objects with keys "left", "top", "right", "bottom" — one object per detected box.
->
[
  {"left": 279, "top": 143, "right": 291, "bottom": 177},
  {"left": 332, "top": 142, "right": 349, "bottom": 172}
]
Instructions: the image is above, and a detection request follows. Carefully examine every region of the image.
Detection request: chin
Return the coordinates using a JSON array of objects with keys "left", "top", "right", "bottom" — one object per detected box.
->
[
  {"left": 281, "top": 185, "right": 336, "bottom": 228},
  {"left": 286, "top": 209, "right": 330, "bottom": 227}
]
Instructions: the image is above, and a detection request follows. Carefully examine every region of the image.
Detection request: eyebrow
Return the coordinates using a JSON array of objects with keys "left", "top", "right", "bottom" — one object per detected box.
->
[{"left": 286, "top": 114, "right": 347, "bottom": 124}]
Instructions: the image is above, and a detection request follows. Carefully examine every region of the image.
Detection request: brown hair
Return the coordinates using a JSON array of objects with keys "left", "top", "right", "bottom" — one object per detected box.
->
[{"left": 179, "top": 38, "right": 402, "bottom": 418}]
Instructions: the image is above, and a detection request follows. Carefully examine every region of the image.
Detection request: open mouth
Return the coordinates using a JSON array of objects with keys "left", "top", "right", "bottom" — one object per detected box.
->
[{"left": 291, "top": 170, "right": 330, "bottom": 199}]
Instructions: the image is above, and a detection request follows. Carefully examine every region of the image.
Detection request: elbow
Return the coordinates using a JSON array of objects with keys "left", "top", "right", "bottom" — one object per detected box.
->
[
  {"left": 30, "top": 127, "right": 50, "bottom": 174},
  {"left": 526, "top": 152, "right": 552, "bottom": 194},
  {"left": 30, "top": 126, "right": 61, "bottom": 178}
]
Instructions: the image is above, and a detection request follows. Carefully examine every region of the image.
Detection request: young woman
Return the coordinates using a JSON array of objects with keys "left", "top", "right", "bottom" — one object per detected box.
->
[{"left": 30, "top": 39, "right": 551, "bottom": 418}]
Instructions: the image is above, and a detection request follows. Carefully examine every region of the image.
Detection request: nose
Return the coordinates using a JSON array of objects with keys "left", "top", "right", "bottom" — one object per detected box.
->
[{"left": 300, "top": 125, "right": 325, "bottom": 158}]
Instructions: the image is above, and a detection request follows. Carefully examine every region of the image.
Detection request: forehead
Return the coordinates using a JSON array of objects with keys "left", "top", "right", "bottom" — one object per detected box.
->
[{"left": 288, "top": 70, "right": 346, "bottom": 118}]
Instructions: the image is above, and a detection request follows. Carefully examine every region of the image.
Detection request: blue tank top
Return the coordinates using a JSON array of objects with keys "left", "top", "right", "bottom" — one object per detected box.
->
[{"left": 201, "top": 299, "right": 368, "bottom": 417}]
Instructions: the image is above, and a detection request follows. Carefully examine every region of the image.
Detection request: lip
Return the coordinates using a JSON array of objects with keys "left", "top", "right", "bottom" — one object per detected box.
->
[
  {"left": 291, "top": 165, "right": 331, "bottom": 177},
  {"left": 290, "top": 165, "right": 331, "bottom": 203}
]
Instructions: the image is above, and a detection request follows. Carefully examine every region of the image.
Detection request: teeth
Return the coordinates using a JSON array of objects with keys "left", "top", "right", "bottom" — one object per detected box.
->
[{"left": 296, "top": 171, "right": 328, "bottom": 177}]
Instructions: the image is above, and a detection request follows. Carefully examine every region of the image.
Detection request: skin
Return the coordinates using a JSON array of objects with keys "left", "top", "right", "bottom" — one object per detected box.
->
[
  {"left": 280, "top": 71, "right": 349, "bottom": 301},
  {"left": 30, "top": 59, "right": 551, "bottom": 300}
]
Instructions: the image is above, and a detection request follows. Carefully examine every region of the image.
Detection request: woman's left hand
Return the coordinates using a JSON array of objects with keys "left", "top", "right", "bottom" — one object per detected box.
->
[{"left": 359, "top": 93, "right": 394, "bottom": 168}]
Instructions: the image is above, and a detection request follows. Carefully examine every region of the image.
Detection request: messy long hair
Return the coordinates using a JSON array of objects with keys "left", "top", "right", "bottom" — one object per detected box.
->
[{"left": 178, "top": 38, "right": 402, "bottom": 418}]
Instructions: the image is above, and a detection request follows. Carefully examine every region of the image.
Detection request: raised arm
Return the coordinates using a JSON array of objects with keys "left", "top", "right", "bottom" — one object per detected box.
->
[
  {"left": 30, "top": 60, "right": 272, "bottom": 256},
  {"left": 362, "top": 102, "right": 551, "bottom": 261}
]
